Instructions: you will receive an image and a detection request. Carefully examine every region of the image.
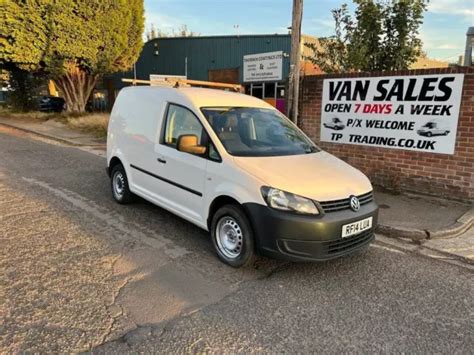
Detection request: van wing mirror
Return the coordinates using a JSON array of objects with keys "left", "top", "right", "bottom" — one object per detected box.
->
[{"left": 177, "top": 134, "right": 207, "bottom": 155}]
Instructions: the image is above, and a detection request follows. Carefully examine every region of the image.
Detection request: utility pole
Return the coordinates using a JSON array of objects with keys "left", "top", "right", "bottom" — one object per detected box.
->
[{"left": 287, "top": 0, "right": 303, "bottom": 125}]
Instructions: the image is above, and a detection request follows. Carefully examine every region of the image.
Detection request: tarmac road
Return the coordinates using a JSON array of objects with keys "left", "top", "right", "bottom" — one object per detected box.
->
[{"left": 0, "top": 126, "right": 472, "bottom": 353}]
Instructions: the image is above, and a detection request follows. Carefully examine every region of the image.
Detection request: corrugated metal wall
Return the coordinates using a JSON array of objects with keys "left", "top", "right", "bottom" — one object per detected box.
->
[{"left": 118, "top": 34, "right": 291, "bottom": 86}]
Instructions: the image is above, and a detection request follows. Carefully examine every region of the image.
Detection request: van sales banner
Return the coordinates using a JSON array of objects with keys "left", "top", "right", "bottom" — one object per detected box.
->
[{"left": 320, "top": 74, "right": 464, "bottom": 154}]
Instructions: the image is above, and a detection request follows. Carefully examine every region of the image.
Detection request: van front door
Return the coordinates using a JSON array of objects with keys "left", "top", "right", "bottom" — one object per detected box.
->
[{"left": 154, "top": 103, "right": 209, "bottom": 226}]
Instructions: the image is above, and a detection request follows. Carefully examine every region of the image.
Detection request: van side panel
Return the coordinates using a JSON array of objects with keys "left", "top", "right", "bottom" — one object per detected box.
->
[
  {"left": 108, "top": 88, "right": 164, "bottom": 188},
  {"left": 107, "top": 90, "right": 131, "bottom": 177}
]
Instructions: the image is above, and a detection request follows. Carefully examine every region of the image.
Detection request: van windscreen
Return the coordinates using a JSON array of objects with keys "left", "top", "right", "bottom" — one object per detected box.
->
[{"left": 201, "top": 107, "right": 319, "bottom": 157}]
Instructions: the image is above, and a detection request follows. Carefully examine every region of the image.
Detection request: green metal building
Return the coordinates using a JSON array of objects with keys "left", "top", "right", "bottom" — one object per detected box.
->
[
  {"left": 110, "top": 34, "right": 299, "bottom": 112},
  {"left": 136, "top": 34, "right": 291, "bottom": 82}
]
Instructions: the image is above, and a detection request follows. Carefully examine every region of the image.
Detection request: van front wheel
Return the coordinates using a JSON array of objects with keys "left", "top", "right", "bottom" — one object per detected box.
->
[
  {"left": 211, "top": 205, "right": 255, "bottom": 268},
  {"left": 111, "top": 164, "right": 134, "bottom": 204}
]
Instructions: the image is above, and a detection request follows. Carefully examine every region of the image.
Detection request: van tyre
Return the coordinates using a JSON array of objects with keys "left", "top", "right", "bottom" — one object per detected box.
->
[
  {"left": 211, "top": 205, "right": 255, "bottom": 268},
  {"left": 111, "top": 164, "right": 134, "bottom": 204}
]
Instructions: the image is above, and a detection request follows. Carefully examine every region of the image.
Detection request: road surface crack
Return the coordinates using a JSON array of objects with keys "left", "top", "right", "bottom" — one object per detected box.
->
[{"left": 94, "top": 253, "right": 137, "bottom": 349}]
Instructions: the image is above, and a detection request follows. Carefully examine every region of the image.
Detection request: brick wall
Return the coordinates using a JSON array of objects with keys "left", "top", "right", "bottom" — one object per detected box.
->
[{"left": 299, "top": 67, "right": 474, "bottom": 203}]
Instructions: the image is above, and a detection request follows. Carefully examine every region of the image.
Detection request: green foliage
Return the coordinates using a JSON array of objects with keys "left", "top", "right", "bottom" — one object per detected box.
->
[
  {"left": 0, "top": 0, "right": 49, "bottom": 72},
  {"left": 0, "top": 0, "right": 145, "bottom": 112},
  {"left": 305, "top": 5, "right": 353, "bottom": 73},
  {"left": 7, "top": 69, "right": 44, "bottom": 112},
  {"left": 382, "top": 0, "right": 427, "bottom": 70},
  {"left": 305, "top": 0, "right": 428, "bottom": 73},
  {"left": 0, "top": 70, "right": 9, "bottom": 89},
  {"left": 43, "top": 0, "right": 144, "bottom": 76}
]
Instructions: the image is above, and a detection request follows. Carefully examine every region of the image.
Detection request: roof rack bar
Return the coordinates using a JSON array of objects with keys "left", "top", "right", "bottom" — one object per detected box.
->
[
  {"left": 122, "top": 79, "right": 153, "bottom": 85},
  {"left": 121, "top": 78, "right": 242, "bottom": 92}
]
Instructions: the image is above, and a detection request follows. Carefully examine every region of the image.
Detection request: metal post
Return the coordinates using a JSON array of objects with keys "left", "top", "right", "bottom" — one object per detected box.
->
[
  {"left": 463, "top": 27, "right": 474, "bottom": 66},
  {"left": 185, "top": 57, "right": 188, "bottom": 78}
]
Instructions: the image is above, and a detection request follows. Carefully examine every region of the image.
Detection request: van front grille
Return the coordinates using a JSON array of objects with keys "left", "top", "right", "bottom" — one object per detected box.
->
[
  {"left": 319, "top": 191, "right": 374, "bottom": 213},
  {"left": 326, "top": 229, "right": 374, "bottom": 255}
]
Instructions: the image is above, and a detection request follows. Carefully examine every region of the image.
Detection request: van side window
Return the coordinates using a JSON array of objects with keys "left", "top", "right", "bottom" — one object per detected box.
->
[
  {"left": 164, "top": 104, "right": 203, "bottom": 147},
  {"left": 208, "top": 144, "right": 220, "bottom": 161}
]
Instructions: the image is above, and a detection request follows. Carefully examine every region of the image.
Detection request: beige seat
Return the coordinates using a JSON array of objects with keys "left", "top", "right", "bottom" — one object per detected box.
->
[{"left": 217, "top": 115, "right": 250, "bottom": 153}]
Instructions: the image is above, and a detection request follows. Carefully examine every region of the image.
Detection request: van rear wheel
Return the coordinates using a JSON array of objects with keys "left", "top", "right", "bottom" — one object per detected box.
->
[
  {"left": 211, "top": 205, "right": 255, "bottom": 268},
  {"left": 111, "top": 164, "right": 134, "bottom": 204}
]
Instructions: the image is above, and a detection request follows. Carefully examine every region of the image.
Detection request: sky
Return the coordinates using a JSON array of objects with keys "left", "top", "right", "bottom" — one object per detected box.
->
[{"left": 144, "top": 0, "right": 474, "bottom": 63}]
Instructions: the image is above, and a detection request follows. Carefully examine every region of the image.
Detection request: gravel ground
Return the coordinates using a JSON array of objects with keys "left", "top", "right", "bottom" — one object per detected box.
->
[
  {"left": 1, "top": 126, "right": 473, "bottom": 353},
  {"left": 97, "top": 246, "right": 474, "bottom": 353},
  {"left": 0, "top": 180, "right": 122, "bottom": 352},
  {"left": 0, "top": 126, "right": 280, "bottom": 352}
]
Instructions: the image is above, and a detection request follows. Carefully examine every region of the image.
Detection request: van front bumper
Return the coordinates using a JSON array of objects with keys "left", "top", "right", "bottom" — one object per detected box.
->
[{"left": 243, "top": 202, "right": 378, "bottom": 262}]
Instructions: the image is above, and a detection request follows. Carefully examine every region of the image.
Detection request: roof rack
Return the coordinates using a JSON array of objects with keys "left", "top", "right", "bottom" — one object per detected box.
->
[{"left": 122, "top": 77, "right": 242, "bottom": 92}]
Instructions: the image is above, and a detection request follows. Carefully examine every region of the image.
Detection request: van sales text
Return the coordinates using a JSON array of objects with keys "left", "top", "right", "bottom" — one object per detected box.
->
[
  {"left": 330, "top": 133, "right": 436, "bottom": 150},
  {"left": 324, "top": 103, "right": 452, "bottom": 116},
  {"left": 328, "top": 77, "right": 455, "bottom": 102},
  {"left": 346, "top": 119, "right": 415, "bottom": 130}
]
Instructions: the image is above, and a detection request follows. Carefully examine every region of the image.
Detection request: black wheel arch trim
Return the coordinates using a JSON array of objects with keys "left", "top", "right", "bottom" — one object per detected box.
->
[{"left": 107, "top": 156, "right": 124, "bottom": 177}]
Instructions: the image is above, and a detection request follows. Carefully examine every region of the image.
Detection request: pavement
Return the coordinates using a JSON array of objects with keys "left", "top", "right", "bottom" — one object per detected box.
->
[
  {"left": 0, "top": 117, "right": 106, "bottom": 155},
  {"left": 0, "top": 123, "right": 473, "bottom": 353},
  {"left": 376, "top": 191, "right": 474, "bottom": 262}
]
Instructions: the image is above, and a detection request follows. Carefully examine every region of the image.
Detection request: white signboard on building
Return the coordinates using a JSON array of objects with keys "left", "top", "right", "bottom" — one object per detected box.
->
[
  {"left": 320, "top": 74, "right": 464, "bottom": 155},
  {"left": 243, "top": 51, "right": 283, "bottom": 82}
]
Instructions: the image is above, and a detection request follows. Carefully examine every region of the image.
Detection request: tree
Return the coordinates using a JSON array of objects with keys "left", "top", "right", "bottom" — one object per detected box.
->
[
  {"left": 0, "top": 0, "right": 144, "bottom": 113},
  {"left": 305, "top": 5, "right": 354, "bottom": 73},
  {"left": 382, "top": 0, "right": 427, "bottom": 70},
  {"left": 7, "top": 70, "right": 44, "bottom": 111},
  {"left": 305, "top": 0, "right": 427, "bottom": 73},
  {"left": 0, "top": 1, "right": 49, "bottom": 111},
  {"left": 146, "top": 24, "right": 200, "bottom": 40},
  {"left": 172, "top": 24, "right": 200, "bottom": 38},
  {"left": 0, "top": 70, "right": 8, "bottom": 89}
]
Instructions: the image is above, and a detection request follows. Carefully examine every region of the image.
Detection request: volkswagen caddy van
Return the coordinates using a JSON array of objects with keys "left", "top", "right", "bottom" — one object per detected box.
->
[{"left": 106, "top": 86, "right": 378, "bottom": 267}]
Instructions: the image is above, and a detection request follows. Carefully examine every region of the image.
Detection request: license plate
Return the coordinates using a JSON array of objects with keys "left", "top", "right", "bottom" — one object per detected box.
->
[{"left": 341, "top": 217, "right": 373, "bottom": 238}]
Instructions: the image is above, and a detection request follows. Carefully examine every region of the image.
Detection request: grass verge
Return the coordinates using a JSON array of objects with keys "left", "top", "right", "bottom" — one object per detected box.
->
[
  {"left": 0, "top": 107, "right": 60, "bottom": 121},
  {"left": 0, "top": 107, "right": 109, "bottom": 138},
  {"left": 65, "top": 114, "right": 109, "bottom": 137}
]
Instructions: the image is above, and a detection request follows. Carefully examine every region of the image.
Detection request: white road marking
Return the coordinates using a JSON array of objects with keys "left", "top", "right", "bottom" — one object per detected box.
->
[
  {"left": 21, "top": 177, "right": 189, "bottom": 259},
  {"left": 370, "top": 243, "right": 406, "bottom": 254}
]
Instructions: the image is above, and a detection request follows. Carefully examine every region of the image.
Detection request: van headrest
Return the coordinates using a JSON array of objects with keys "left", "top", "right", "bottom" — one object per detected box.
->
[{"left": 224, "top": 115, "right": 238, "bottom": 129}]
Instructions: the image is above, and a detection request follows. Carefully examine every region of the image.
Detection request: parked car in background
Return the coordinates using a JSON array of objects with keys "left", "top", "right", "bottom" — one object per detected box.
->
[
  {"left": 0, "top": 88, "right": 9, "bottom": 105},
  {"left": 38, "top": 96, "right": 65, "bottom": 113},
  {"left": 323, "top": 117, "right": 345, "bottom": 130},
  {"left": 107, "top": 86, "right": 378, "bottom": 267},
  {"left": 416, "top": 120, "right": 450, "bottom": 137}
]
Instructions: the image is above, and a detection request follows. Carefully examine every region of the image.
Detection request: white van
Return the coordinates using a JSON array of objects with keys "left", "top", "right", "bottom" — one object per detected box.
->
[
  {"left": 323, "top": 117, "right": 345, "bottom": 130},
  {"left": 107, "top": 86, "right": 378, "bottom": 267},
  {"left": 416, "top": 120, "right": 450, "bottom": 137}
]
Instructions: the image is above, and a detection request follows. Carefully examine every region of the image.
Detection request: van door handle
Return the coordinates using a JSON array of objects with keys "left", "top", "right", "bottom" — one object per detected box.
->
[{"left": 157, "top": 158, "right": 167, "bottom": 164}]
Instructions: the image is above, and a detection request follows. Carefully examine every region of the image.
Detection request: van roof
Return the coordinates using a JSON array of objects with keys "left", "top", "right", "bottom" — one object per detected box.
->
[{"left": 121, "top": 86, "right": 272, "bottom": 109}]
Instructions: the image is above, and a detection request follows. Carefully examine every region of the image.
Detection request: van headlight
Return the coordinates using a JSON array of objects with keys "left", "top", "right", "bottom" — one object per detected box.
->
[{"left": 261, "top": 187, "right": 319, "bottom": 215}]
